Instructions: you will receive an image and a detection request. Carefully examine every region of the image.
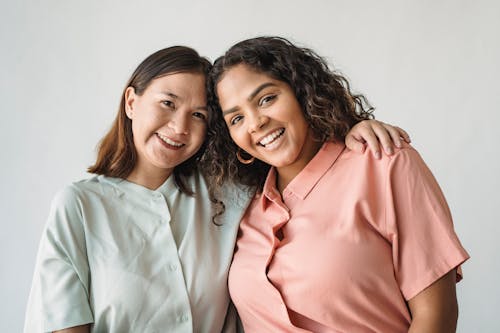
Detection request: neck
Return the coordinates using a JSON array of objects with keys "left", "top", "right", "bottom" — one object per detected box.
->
[
  {"left": 276, "top": 138, "right": 323, "bottom": 194},
  {"left": 126, "top": 163, "right": 173, "bottom": 190},
  {"left": 276, "top": 167, "right": 300, "bottom": 194}
]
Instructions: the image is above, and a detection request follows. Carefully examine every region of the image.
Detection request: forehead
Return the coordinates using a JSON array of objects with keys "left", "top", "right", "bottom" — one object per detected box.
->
[
  {"left": 147, "top": 72, "right": 207, "bottom": 100},
  {"left": 217, "top": 64, "right": 287, "bottom": 105},
  {"left": 218, "top": 65, "right": 275, "bottom": 94},
  {"left": 219, "top": 64, "right": 272, "bottom": 86}
]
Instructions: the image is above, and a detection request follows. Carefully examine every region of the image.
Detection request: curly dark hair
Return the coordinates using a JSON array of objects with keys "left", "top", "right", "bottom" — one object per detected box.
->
[{"left": 201, "top": 36, "right": 374, "bottom": 202}]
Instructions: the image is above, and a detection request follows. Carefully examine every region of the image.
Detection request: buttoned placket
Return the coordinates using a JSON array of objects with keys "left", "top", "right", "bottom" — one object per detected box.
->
[
  {"left": 260, "top": 188, "right": 294, "bottom": 321},
  {"left": 148, "top": 191, "right": 193, "bottom": 332}
]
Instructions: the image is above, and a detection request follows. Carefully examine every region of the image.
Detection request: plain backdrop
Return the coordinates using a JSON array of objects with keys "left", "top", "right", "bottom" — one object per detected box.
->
[{"left": 1, "top": 0, "right": 499, "bottom": 331}]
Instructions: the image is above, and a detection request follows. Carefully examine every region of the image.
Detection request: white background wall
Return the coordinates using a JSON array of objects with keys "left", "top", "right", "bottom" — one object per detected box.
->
[{"left": 1, "top": 0, "right": 498, "bottom": 331}]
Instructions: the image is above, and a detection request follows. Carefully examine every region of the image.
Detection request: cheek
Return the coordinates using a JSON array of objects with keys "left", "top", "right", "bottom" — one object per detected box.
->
[
  {"left": 228, "top": 129, "right": 245, "bottom": 148},
  {"left": 130, "top": 121, "right": 142, "bottom": 140},
  {"left": 192, "top": 125, "right": 208, "bottom": 143},
  {"left": 132, "top": 119, "right": 153, "bottom": 140},
  {"left": 292, "top": 113, "right": 309, "bottom": 134}
]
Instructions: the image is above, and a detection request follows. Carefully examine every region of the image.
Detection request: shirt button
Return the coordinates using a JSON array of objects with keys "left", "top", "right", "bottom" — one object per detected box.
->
[
  {"left": 169, "top": 263, "right": 177, "bottom": 271},
  {"left": 153, "top": 193, "right": 163, "bottom": 200},
  {"left": 180, "top": 314, "right": 189, "bottom": 322}
]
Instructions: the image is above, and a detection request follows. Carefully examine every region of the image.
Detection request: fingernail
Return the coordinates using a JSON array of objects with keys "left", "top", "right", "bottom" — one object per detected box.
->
[
  {"left": 375, "top": 151, "right": 381, "bottom": 159},
  {"left": 387, "top": 147, "right": 394, "bottom": 154}
]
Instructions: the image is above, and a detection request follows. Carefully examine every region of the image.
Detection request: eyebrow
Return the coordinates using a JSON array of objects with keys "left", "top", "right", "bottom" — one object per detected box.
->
[
  {"left": 222, "top": 82, "right": 277, "bottom": 116},
  {"left": 160, "top": 91, "right": 179, "bottom": 99}
]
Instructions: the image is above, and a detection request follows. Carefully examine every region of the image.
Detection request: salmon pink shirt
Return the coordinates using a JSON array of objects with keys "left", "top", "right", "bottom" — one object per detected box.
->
[{"left": 228, "top": 142, "right": 469, "bottom": 333}]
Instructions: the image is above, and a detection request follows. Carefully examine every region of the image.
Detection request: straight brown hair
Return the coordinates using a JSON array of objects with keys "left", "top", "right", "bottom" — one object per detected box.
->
[{"left": 88, "top": 46, "right": 212, "bottom": 194}]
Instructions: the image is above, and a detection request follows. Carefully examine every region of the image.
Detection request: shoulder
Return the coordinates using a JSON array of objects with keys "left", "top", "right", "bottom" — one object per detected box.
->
[
  {"left": 48, "top": 175, "right": 121, "bottom": 220},
  {"left": 194, "top": 171, "right": 254, "bottom": 208},
  {"left": 50, "top": 180, "right": 87, "bottom": 211},
  {"left": 387, "top": 143, "right": 423, "bottom": 163},
  {"left": 384, "top": 144, "right": 432, "bottom": 178},
  {"left": 332, "top": 143, "right": 434, "bottom": 198},
  {"left": 219, "top": 181, "right": 255, "bottom": 213},
  {"left": 340, "top": 142, "right": 423, "bottom": 169},
  {"left": 193, "top": 172, "right": 254, "bottom": 225},
  {"left": 51, "top": 176, "right": 107, "bottom": 205},
  {"left": 216, "top": 181, "right": 254, "bottom": 228}
]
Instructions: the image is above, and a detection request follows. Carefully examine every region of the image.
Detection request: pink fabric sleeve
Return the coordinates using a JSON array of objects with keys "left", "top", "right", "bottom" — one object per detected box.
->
[{"left": 384, "top": 147, "right": 469, "bottom": 300}]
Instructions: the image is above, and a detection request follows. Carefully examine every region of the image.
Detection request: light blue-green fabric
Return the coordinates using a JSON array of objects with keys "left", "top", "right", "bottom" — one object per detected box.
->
[{"left": 24, "top": 173, "right": 251, "bottom": 333}]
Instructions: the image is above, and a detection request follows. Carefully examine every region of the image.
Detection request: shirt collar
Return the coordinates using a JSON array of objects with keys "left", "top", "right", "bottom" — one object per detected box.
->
[
  {"left": 99, "top": 174, "right": 178, "bottom": 199},
  {"left": 262, "top": 168, "right": 280, "bottom": 202},
  {"left": 262, "top": 141, "right": 346, "bottom": 201}
]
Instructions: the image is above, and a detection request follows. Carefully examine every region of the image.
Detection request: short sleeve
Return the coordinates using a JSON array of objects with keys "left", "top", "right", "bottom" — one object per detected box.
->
[
  {"left": 24, "top": 186, "right": 93, "bottom": 332},
  {"left": 385, "top": 147, "right": 469, "bottom": 300}
]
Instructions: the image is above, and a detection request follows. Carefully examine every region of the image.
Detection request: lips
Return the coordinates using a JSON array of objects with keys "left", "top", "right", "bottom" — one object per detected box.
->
[
  {"left": 157, "top": 133, "right": 185, "bottom": 148},
  {"left": 258, "top": 128, "right": 285, "bottom": 147}
]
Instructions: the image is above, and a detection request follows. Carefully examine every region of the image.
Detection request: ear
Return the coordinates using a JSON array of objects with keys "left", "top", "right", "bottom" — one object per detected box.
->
[{"left": 124, "top": 86, "right": 136, "bottom": 119}]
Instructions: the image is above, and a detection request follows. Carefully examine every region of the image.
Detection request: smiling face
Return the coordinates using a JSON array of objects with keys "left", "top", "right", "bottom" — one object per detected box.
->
[
  {"left": 217, "top": 64, "right": 322, "bottom": 183},
  {"left": 125, "top": 72, "right": 208, "bottom": 184}
]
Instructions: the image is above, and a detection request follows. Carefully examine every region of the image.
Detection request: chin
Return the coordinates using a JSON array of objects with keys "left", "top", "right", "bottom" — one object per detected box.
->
[
  {"left": 274, "top": 154, "right": 299, "bottom": 167},
  {"left": 270, "top": 160, "right": 294, "bottom": 169}
]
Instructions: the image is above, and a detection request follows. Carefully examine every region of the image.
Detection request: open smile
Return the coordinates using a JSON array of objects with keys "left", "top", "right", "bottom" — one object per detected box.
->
[
  {"left": 258, "top": 128, "right": 285, "bottom": 148},
  {"left": 157, "top": 133, "right": 185, "bottom": 149}
]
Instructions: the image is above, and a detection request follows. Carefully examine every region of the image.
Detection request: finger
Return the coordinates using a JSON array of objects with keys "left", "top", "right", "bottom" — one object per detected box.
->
[
  {"left": 382, "top": 124, "right": 404, "bottom": 148},
  {"left": 360, "top": 127, "right": 382, "bottom": 159},
  {"left": 369, "top": 121, "right": 395, "bottom": 156},
  {"left": 345, "top": 134, "right": 366, "bottom": 153},
  {"left": 394, "top": 126, "right": 411, "bottom": 143}
]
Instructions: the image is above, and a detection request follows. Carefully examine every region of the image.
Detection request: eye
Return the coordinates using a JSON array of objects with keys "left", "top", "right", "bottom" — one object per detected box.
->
[
  {"left": 162, "top": 100, "right": 175, "bottom": 109},
  {"left": 193, "top": 111, "right": 207, "bottom": 121},
  {"left": 259, "top": 94, "right": 277, "bottom": 107},
  {"left": 229, "top": 115, "right": 243, "bottom": 126}
]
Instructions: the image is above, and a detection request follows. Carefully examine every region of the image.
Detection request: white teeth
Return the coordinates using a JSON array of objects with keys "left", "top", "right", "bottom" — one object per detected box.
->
[
  {"left": 259, "top": 129, "right": 284, "bottom": 146},
  {"left": 157, "top": 133, "right": 184, "bottom": 147}
]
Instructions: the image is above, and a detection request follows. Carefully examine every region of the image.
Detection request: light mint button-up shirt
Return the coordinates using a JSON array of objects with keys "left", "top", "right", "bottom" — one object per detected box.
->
[{"left": 24, "top": 173, "right": 251, "bottom": 333}]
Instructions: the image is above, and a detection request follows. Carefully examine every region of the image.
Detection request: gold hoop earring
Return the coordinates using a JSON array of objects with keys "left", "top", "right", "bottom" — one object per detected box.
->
[{"left": 236, "top": 149, "right": 255, "bottom": 165}]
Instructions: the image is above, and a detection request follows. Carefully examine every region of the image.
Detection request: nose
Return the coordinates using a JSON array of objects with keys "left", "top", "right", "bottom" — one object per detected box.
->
[
  {"left": 168, "top": 112, "right": 189, "bottom": 135},
  {"left": 248, "top": 113, "right": 269, "bottom": 133}
]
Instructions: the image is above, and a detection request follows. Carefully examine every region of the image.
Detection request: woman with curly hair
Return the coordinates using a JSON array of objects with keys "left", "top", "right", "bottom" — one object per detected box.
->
[{"left": 204, "top": 36, "right": 469, "bottom": 332}]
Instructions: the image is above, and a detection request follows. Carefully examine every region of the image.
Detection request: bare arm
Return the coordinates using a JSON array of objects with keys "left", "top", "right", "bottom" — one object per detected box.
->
[
  {"left": 407, "top": 270, "right": 458, "bottom": 333},
  {"left": 53, "top": 324, "right": 90, "bottom": 333}
]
